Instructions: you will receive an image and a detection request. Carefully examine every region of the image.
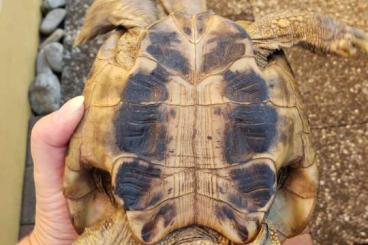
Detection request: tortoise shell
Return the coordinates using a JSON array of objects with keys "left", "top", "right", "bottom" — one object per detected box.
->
[{"left": 65, "top": 11, "right": 317, "bottom": 244}]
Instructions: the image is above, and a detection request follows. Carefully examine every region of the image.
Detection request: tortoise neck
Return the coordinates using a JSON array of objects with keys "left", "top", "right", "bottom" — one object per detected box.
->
[{"left": 160, "top": 0, "right": 207, "bottom": 15}]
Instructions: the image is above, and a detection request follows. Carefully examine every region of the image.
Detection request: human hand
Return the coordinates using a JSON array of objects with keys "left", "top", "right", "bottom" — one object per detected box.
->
[{"left": 19, "top": 96, "right": 84, "bottom": 245}]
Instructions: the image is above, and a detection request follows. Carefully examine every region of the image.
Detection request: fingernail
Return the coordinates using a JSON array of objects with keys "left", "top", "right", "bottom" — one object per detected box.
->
[{"left": 60, "top": 96, "right": 85, "bottom": 113}]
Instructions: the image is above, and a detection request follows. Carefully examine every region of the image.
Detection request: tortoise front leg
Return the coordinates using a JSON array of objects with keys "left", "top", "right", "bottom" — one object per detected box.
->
[{"left": 241, "top": 10, "right": 368, "bottom": 57}]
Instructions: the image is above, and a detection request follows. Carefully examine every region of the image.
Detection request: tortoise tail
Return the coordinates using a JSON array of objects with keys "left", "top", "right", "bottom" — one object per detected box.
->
[
  {"left": 159, "top": 0, "right": 207, "bottom": 15},
  {"left": 75, "top": 0, "right": 159, "bottom": 45}
]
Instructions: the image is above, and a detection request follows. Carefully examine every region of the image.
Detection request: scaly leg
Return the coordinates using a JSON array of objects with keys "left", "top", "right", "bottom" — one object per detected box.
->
[
  {"left": 73, "top": 210, "right": 137, "bottom": 245},
  {"left": 241, "top": 10, "right": 368, "bottom": 57},
  {"left": 64, "top": 130, "right": 118, "bottom": 234},
  {"left": 75, "top": 0, "right": 159, "bottom": 44}
]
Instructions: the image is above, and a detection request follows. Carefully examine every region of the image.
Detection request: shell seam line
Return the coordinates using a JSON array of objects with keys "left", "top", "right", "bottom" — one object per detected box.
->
[{"left": 192, "top": 13, "right": 199, "bottom": 224}]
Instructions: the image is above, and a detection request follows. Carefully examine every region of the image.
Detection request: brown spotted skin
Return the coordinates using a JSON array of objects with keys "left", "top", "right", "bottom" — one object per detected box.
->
[{"left": 65, "top": 12, "right": 318, "bottom": 245}]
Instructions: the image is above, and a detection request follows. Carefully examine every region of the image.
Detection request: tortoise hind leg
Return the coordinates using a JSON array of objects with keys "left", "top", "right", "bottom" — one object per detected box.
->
[
  {"left": 75, "top": 0, "right": 159, "bottom": 44},
  {"left": 64, "top": 131, "right": 118, "bottom": 234},
  {"left": 265, "top": 134, "right": 318, "bottom": 242},
  {"left": 243, "top": 10, "right": 368, "bottom": 57},
  {"left": 64, "top": 139, "right": 139, "bottom": 244},
  {"left": 73, "top": 210, "right": 136, "bottom": 245}
]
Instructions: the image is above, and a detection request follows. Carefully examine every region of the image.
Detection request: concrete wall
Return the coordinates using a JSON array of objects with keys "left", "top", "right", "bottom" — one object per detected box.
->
[{"left": 0, "top": 0, "right": 41, "bottom": 244}]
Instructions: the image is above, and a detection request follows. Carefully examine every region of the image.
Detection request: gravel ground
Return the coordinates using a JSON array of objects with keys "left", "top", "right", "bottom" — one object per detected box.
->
[{"left": 61, "top": 1, "right": 368, "bottom": 244}]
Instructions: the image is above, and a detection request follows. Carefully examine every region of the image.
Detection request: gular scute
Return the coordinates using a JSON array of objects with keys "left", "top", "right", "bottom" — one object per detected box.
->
[
  {"left": 114, "top": 104, "right": 167, "bottom": 160},
  {"left": 183, "top": 27, "right": 192, "bottom": 35},
  {"left": 229, "top": 164, "right": 276, "bottom": 211},
  {"left": 225, "top": 104, "right": 278, "bottom": 163},
  {"left": 147, "top": 31, "right": 190, "bottom": 75},
  {"left": 114, "top": 160, "right": 162, "bottom": 211},
  {"left": 123, "top": 65, "right": 169, "bottom": 103},
  {"left": 224, "top": 70, "right": 269, "bottom": 103}
]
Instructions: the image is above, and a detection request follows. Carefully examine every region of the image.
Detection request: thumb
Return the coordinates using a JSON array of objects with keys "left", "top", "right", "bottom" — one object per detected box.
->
[{"left": 31, "top": 96, "right": 84, "bottom": 196}]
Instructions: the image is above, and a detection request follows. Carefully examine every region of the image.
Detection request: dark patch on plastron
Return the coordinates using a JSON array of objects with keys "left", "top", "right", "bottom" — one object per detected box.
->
[
  {"left": 225, "top": 104, "right": 278, "bottom": 164},
  {"left": 114, "top": 161, "right": 161, "bottom": 210},
  {"left": 229, "top": 194, "right": 247, "bottom": 210},
  {"left": 224, "top": 70, "right": 268, "bottom": 103},
  {"left": 141, "top": 204, "right": 176, "bottom": 242},
  {"left": 183, "top": 27, "right": 192, "bottom": 36},
  {"left": 230, "top": 164, "right": 276, "bottom": 210},
  {"left": 147, "top": 31, "right": 190, "bottom": 75},
  {"left": 172, "top": 12, "right": 192, "bottom": 39},
  {"left": 148, "top": 193, "right": 163, "bottom": 207},
  {"left": 123, "top": 65, "right": 169, "bottom": 103},
  {"left": 114, "top": 103, "right": 167, "bottom": 160},
  {"left": 196, "top": 12, "right": 212, "bottom": 36},
  {"left": 169, "top": 109, "right": 176, "bottom": 118},
  {"left": 214, "top": 107, "right": 222, "bottom": 115},
  {"left": 202, "top": 32, "right": 246, "bottom": 73},
  {"left": 215, "top": 206, "right": 249, "bottom": 241}
]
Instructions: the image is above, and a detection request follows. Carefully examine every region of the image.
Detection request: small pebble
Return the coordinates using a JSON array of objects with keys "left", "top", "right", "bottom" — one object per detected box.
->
[
  {"left": 40, "top": 8, "right": 66, "bottom": 35},
  {"left": 44, "top": 42, "right": 64, "bottom": 73},
  {"left": 40, "top": 28, "right": 65, "bottom": 49},
  {"left": 29, "top": 72, "right": 61, "bottom": 115},
  {"left": 36, "top": 49, "right": 52, "bottom": 74},
  {"left": 42, "top": 0, "right": 66, "bottom": 12}
]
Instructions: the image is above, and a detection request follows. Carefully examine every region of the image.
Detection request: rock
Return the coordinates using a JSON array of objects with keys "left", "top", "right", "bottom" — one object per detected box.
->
[
  {"left": 40, "top": 28, "right": 65, "bottom": 49},
  {"left": 37, "top": 42, "right": 64, "bottom": 73},
  {"left": 40, "top": 8, "right": 66, "bottom": 35},
  {"left": 44, "top": 42, "right": 64, "bottom": 73},
  {"left": 29, "top": 72, "right": 61, "bottom": 115},
  {"left": 61, "top": 0, "right": 104, "bottom": 103},
  {"left": 42, "top": 0, "right": 66, "bottom": 12},
  {"left": 18, "top": 225, "right": 34, "bottom": 240},
  {"left": 36, "top": 49, "right": 53, "bottom": 74}
]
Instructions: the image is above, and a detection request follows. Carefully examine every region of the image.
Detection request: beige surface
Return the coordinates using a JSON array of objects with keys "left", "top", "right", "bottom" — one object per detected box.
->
[{"left": 0, "top": 0, "right": 40, "bottom": 244}]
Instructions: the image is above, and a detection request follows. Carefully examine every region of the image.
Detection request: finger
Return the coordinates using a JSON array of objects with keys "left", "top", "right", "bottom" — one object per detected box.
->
[
  {"left": 283, "top": 234, "right": 313, "bottom": 245},
  {"left": 31, "top": 96, "right": 84, "bottom": 195}
]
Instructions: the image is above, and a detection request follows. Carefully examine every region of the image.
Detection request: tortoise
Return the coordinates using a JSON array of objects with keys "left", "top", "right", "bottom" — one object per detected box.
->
[{"left": 64, "top": 0, "right": 368, "bottom": 244}]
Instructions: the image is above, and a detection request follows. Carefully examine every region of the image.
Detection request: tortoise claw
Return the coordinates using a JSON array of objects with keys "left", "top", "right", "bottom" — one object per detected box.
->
[
  {"left": 332, "top": 27, "right": 368, "bottom": 57},
  {"left": 350, "top": 27, "right": 368, "bottom": 54}
]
